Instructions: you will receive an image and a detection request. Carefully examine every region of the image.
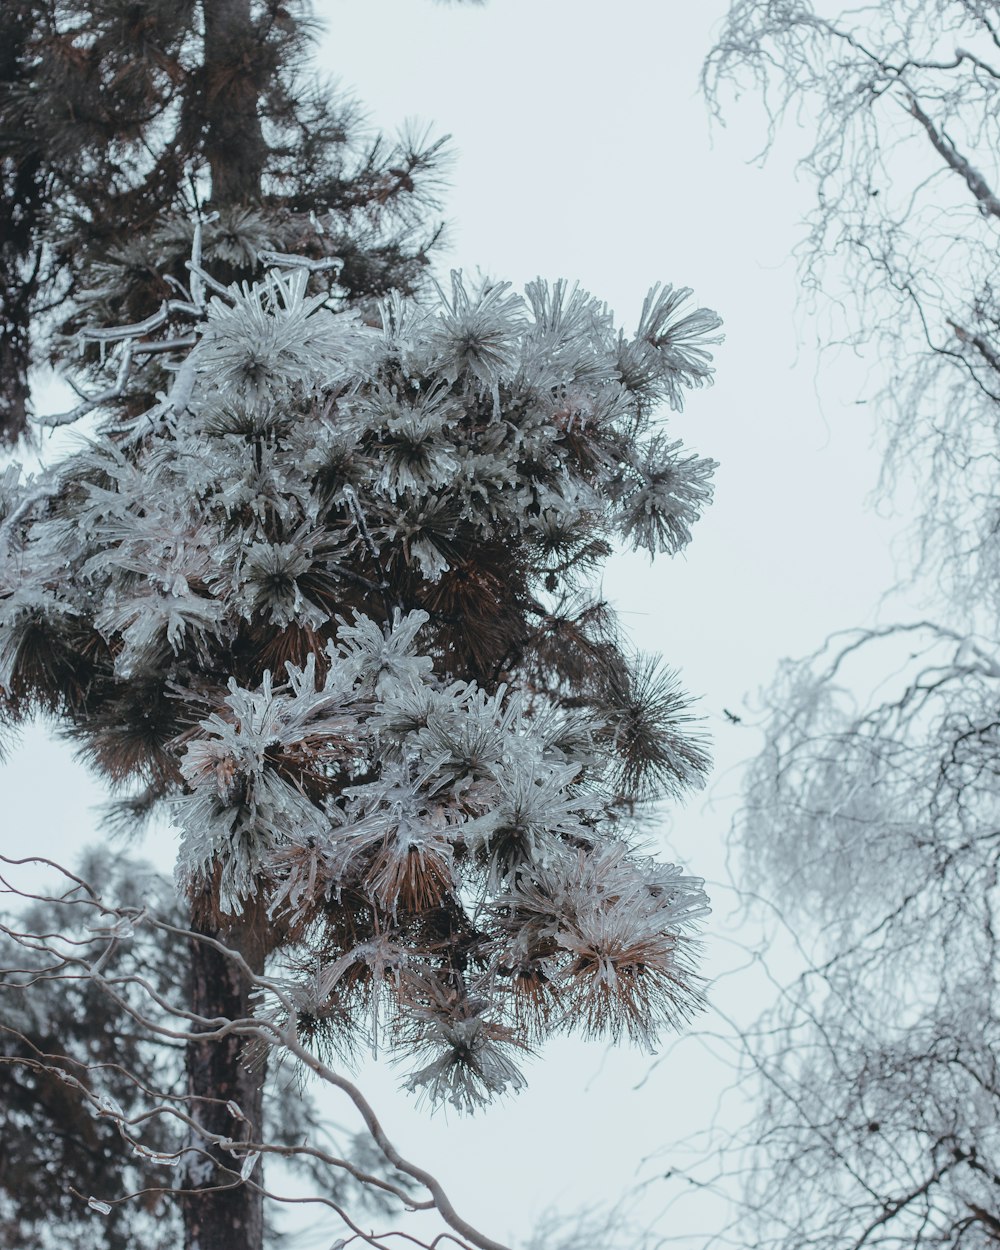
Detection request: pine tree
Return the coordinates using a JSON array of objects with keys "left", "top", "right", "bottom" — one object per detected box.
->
[
  {"left": 1, "top": 5, "right": 451, "bottom": 1243},
  {"left": 0, "top": 5, "right": 724, "bottom": 1249}
]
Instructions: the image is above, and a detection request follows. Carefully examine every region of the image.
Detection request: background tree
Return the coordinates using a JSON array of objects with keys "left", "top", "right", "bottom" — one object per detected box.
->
[
  {"left": 722, "top": 624, "right": 1000, "bottom": 1250},
  {"left": 0, "top": 849, "right": 184, "bottom": 1250},
  {"left": 0, "top": 847, "right": 426, "bottom": 1250},
  {"left": 706, "top": 0, "right": 1000, "bottom": 610},
  {"left": 691, "top": 4, "right": 1000, "bottom": 1249},
  {"left": 0, "top": 69, "right": 724, "bottom": 1250}
]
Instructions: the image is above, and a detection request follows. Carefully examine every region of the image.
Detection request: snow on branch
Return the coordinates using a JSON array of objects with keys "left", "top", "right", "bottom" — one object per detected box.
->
[{"left": 0, "top": 239, "right": 722, "bottom": 1241}]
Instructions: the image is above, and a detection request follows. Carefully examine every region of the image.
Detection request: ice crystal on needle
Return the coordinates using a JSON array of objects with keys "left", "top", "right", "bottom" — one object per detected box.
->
[{"left": 0, "top": 264, "right": 721, "bottom": 1107}]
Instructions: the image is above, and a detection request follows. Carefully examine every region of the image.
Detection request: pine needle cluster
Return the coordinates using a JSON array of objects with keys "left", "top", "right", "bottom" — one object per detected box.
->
[{"left": 0, "top": 259, "right": 720, "bottom": 1109}]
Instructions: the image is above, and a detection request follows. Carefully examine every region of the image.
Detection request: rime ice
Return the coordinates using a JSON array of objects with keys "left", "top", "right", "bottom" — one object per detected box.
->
[{"left": 0, "top": 261, "right": 722, "bottom": 1110}]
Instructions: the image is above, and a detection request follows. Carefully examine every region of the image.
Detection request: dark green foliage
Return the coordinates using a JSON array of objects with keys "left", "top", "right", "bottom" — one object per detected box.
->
[{"left": 0, "top": 0, "right": 449, "bottom": 443}]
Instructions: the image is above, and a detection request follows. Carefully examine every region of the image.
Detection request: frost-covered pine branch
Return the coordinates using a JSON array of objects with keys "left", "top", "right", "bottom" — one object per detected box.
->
[{"left": 0, "top": 243, "right": 722, "bottom": 1243}]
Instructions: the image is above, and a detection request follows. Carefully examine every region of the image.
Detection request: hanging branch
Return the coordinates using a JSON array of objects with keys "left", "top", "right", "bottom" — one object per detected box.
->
[
  {"left": 36, "top": 217, "right": 216, "bottom": 430},
  {"left": 0, "top": 854, "right": 512, "bottom": 1250}
]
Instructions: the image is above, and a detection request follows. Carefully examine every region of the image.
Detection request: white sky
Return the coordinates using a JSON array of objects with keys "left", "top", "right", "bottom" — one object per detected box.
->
[{"left": 1, "top": 1, "right": 905, "bottom": 1246}]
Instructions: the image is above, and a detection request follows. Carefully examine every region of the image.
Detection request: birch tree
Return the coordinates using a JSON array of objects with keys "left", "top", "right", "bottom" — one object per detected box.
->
[{"left": 696, "top": 4, "right": 1000, "bottom": 1248}]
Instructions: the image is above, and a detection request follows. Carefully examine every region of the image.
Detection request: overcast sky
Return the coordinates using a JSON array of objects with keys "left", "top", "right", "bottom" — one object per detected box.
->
[{"left": 1, "top": 2, "right": 905, "bottom": 1245}]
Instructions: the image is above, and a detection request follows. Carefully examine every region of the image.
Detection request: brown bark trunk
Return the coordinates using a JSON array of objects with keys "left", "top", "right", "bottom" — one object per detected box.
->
[
  {"left": 181, "top": 9, "right": 270, "bottom": 1245},
  {"left": 0, "top": 2, "right": 42, "bottom": 446},
  {"left": 182, "top": 893, "right": 269, "bottom": 1250},
  {"left": 0, "top": 276, "right": 34, "bottom": 446},
  {"left": 201, "top": 0, "right": 268, "bottom": 208}
]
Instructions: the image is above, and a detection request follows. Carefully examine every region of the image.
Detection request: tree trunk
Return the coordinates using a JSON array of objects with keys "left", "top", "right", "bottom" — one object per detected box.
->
[
  {"left": 201, "top": 0, "right": 268, "bottom": 207},
  {"left": 181, "top": 8, "right": 270, "bottom": 1245},
  {"left": 0, "top": 266, "right": 35, "bottom": 446},
  {"left": 182, "top": 894, "right": 268, "bottom": 1250},
  {"left": 0, "top": 1, "right": 42, "bottom": 446}
]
